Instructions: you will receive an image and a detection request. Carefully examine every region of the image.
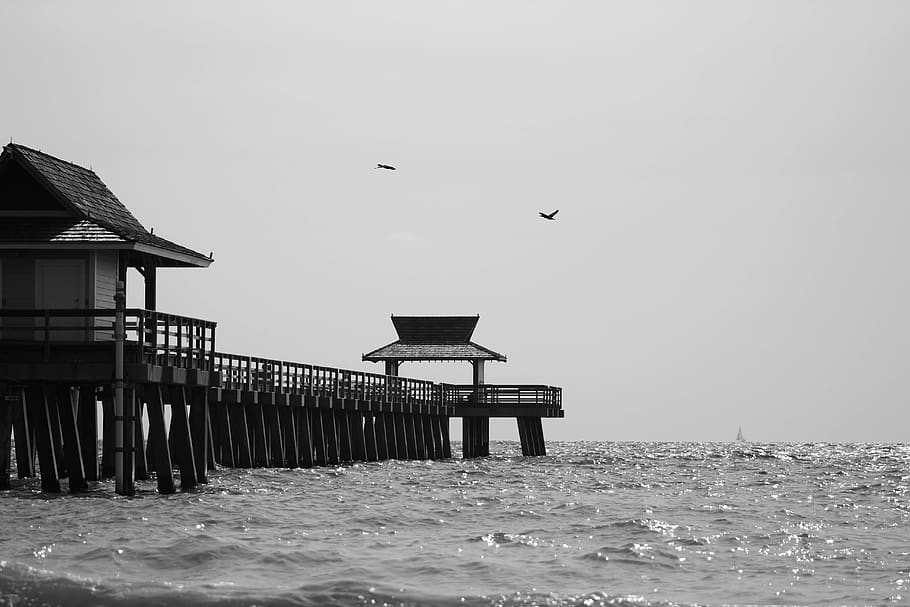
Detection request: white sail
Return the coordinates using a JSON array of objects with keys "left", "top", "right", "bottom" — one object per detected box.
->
[{"left": 736, "top": 426, "right": 745, "bottom": 442}]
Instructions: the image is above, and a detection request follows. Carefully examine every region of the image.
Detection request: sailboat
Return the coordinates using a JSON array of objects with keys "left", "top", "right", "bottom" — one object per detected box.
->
[{"left": 736, "top": 426, "right": 745, "bottom": 442}]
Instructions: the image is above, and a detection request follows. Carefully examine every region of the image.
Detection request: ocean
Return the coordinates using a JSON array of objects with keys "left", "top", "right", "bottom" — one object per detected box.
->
[{"left": 0, "top": 441, "right": 907, "bottom": 606}]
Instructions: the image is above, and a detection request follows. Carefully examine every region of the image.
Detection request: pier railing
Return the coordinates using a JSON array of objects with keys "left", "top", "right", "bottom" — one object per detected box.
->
[
  {"left": 213, "top": 352, "right": 444, "bottom": 406},
  {"left": 1, "top": 309, "right": 560, "bottom": 410},
  {"left": 0, "top": 308, "right": 216, "bottom": 370},
  {"left": 442, "top": 384, "right": 562, "bottom": 408}
]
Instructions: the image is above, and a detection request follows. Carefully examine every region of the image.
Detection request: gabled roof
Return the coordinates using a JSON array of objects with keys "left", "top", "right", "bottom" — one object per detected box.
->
[
  {"left": 0, "top": 143, "right": 211, "bottom": 267},
  {"left": 363, "top": 315, "right": 507, "bottom": 362}
]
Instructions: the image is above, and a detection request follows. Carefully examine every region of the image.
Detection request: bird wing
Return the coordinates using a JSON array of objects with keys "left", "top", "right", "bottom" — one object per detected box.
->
[{"left": 550, "top": 209, "right": 559, "bottom": 217}]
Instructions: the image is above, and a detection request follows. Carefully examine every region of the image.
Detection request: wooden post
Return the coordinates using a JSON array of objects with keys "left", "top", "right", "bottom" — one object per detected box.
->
[
  {"left": 463, "top": 417, "right": 473, "bottom": 459},
  {"left": 415, "top": 414, "right": 428, "bottom": 460},
  {"left": 25, "top": 385, "right": 61, "bottom": 493},
  {"left": 11, "top": 387, "right": 35, "bottom": 478},
  {"left": 337, "top": 411, "right": 352, "bottom": 462},
  {"left": 404, "top": 413, "right": 423, "bottom": 459},
  {"left": 53, "top": 386, "right": 87, "bottom": 492},
  {"left": 45, "top": 389, "right": 67, "bottom": 478},
  {"left": 421, "top": 415, "right": 436, "bottom": 460},
  {"left": 144, "top": 262, "right": 157, "bottom": 311},
  {"left": 279, "top": 404, "right": 298, "bottom": 468},
  {"left": 312, "top": 406, "right": 327, "bottom": 467},
  {"left": 144, "top": 385, "right": 175, "bottom": 494},
  {"left": 297, "top": 407, "right": 314, "bottom": 468},
  {"left": 532, "top": 417, "right": 546, "bottom": 456},
  {"left": 363, "top": 413, "right": 378, "bottom": 462},
  {"left": 113, "top": 281, "right": 133, "bottom": 496},
  {"left": 229, "top": 402, "right": 252, "bottom": 468},
  {"left": 264, "top": 401, "right": 285, "bottom": 467},
  {"left": 374, "top": 413, "right": 388, "bottom": 460},
  {"left": 133, "top": 392, "right": 148, "bottom": 481},
  {"left": 188, "top": 387, "right": 209, "bottom": 483},
  {"left": 205, "top": 402, "right": 216, "bottom": 470},
  {"left": 517, "top": 417, "right": 530, "bottom": 456},
  {"left": 100, "top": 388, "right": 115, "bottom": 478},
  {"left": 386, "top": 412, "right": 399, "bottom": 459},
  {"left": 323, "top": 407, "right": 339, "bottom": 465},
  {"left": 0, "top": 390, "right": 11, "bottom": 490},
  {"left": 77, "top": 386, "right": 98, "bottom": 481},
  {"left": 350, "top": 411, "right": 367, "bottom": 462},
  {"left": 211, "top": 398, "right": 234, "bottom": 467},
  {"left": 245, "top": 399, "right": 269, "bottom": 467},
  {"left": 169, "top": 386, "right": 197, "bottom": 490},
  {"left": 441, "top": 416, "right": 452, "bottom": 459},
  {"left": 394, "top": 413, "right": 408, "bottom": 460}
]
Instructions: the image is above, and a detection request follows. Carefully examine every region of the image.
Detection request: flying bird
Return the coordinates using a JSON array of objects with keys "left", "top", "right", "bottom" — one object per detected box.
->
[
  {"left": 539, "top": 209, "right": 559, "bottom": 220},
  {"left": 375, "top": 164, "right": 396, "bottom": 170}
]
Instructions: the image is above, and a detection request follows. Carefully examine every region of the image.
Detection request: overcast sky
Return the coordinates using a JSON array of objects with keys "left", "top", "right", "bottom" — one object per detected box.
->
[{"left": 3, "top": 2, "right": 909, "bottom": 442}]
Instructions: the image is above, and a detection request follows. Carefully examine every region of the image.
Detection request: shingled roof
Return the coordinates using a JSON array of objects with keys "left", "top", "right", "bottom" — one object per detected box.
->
[
  {"left": 363, "top": 315, "right": 507, "bottom": 362},
  {"left": 0, "top": 143, "right": 211, "bottom": 267}
]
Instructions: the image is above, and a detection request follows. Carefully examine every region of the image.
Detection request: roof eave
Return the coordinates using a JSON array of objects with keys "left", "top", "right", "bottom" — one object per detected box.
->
[
  {"left": 0, "top": 241, "right": 212, "bottom": 267},
  {"left": 132, "top": 242, "right": 212, "bottom": 268}
]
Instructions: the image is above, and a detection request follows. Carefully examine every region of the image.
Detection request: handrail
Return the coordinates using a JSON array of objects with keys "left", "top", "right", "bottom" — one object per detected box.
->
[
  {"left": 0, "top": 308, "right": 217, "bottom": 370},
  {"left": 1, "top": 309, "right": 561, "bottom": 410},
  {"left": 442, "top": 384, "right": 563, "bottom": 408},
  {"left": 212, "top": 351, "right": 444, "bottom": 407}
]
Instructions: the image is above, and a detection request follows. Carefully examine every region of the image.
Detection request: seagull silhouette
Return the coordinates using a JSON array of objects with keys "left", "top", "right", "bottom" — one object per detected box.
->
[
  {"left": 375, "top": 164, "right": 396, "bottom": 170},
  {"left": 539, "top": 209, "right": 559, "bottom": 220}
]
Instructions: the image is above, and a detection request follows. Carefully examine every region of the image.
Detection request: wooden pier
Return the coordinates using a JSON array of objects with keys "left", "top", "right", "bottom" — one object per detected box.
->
[{"left": 0, "top": 142, "right": 563, "bottom": 495}]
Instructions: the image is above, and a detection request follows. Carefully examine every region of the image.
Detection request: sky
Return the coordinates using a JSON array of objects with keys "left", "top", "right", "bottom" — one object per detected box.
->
[{"left": 2, "top": 1, "right": 909, "bottom": 443}]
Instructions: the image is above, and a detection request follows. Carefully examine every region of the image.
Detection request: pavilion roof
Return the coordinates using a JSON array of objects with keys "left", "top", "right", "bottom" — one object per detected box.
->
[
  {"left": 363, "top": 315, "right": 507, "bottom": 362},
  {"left": 0, "top": 143, "right": 211, "bottom": 267}
]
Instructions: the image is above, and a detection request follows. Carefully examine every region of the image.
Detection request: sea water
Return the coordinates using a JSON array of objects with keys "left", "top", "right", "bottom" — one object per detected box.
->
[{"left": 1, "top": 442, "right": 908, "bottom": 606}]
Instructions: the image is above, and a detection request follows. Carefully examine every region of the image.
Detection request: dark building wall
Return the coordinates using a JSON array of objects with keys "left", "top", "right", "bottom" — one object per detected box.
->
[{"left": 1, "top": 256, "right": 36, "bottom": 308}]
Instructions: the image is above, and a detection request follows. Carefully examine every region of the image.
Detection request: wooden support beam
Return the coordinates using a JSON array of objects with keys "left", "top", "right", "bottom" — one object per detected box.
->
[
  {"left": 394, "top": 413, "right": 408, "bottom": 460},
  {"left": 245, "top": 401, "right": 269, "bottom": 467},
  {"left": 228, "top": 402, "right": 252, "bottom": 468},
  {"left": 350, "top": 411, "right": 367, "bottom": 462},
  {"left": 205, "top": 403, "right": 216, "bottom": 471},
  {"left": 53, "top": 386, "right": 88, "bottom": 492},
  {"left": 11, "top": 388, "right": 35, "bottom": 478},
  {"left": 386, "top": 412, "right": 400, "bottom": 460},
  {"left": 312, "top": 407, "right": 328, "bottom": 467},
  {"left": 414, "top": 414, "right": 427, "bottom": 460},
  {"left": 421, "top": 415, "right": 436, "bottom": 460},
  {"left": 322, "top": 408, "right": 340, "bottom": 465},
  {"left": 133, "top": 392, "right": 148, "bottom": 481},
  {"left": 76, "top": 386, "right": 98, "bottom": 482},
  {"left": 336, "top": 411, "right": 352, "bottom": 462},
  {"left": 517, "top": 417, "right": 528, "bottom": 456},
  {"left": 428, "top": 415, "right": 441, "bottom": 460},
  {"left": 279, "top": 404, "right": 298, "bottom": 468},
  {"left": 440, "top": 416, "right": 452, "bottom": 459},
  {"left": 25, "top": 386, "right": 61, "bottom": 493},
  {"left": 463, "top": 417, "right": 473, "bottom": 459},
  {"left": 374, "top": 413, "right": 389, "bottom": 460},
  {"left": 210, "top": 399, "right": 232, "bottom": 467},
  {"left": 263, "top": 401, "right": 285, "bottom": 467},
  {"left": 168, "top": 386, "right": 197, "bottom": 490},
  {"left": 480, "top": 417, "right": 490, "bottom": 457},
  {"left": 45, "top": 389, "right": 67, "bottom": 478},
  {"left": 532, "top": 417, "right": 546, "bottom": 456},
  {"left": 144, "top": 385, "right": 175, "bottom": 494},
  {"left": 363, "top": 413, "right": 378, "bottom": 462},
  {"left": 297, "top": 407, "right": 314, "bottom": 468},
  {"left": 100, "top": 388, "right": 115, "bottom": 478},
  {"left": 0, "top": 393, "right": 11, "bottom": 490},
  {"left": 188, "top": 387, "right": 209, "bottom": 483}
]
